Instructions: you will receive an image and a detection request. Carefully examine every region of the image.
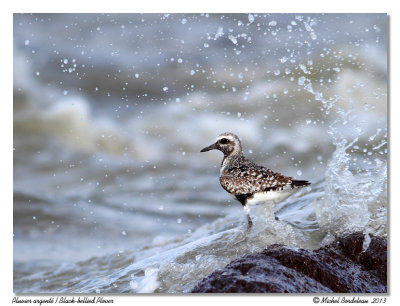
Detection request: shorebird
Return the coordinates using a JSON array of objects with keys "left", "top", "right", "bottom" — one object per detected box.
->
[{"left": 200, "top": 132, "right": 310, "bottom": 228}]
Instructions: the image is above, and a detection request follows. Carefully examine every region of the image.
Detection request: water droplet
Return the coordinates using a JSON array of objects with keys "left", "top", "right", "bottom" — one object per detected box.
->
[
  {"left": 310, "top": 32, "right": 317, "bottom": 40},
  {"left": 228, "top": 34, "right": 237, "bottom": 45},
  {"left": 248, "top": 14, "right": 254, "bottom": 24},
  {"left": 280, "top": 56, "right": 288, "bottom": 63},
  {"left": 298, "top": 76, "right": 306, "bottom": 86}
]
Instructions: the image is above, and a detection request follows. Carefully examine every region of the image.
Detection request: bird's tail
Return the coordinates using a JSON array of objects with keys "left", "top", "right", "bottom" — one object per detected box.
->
[{"left": 291, "top": 180, "right": 311, "bottom": 187}]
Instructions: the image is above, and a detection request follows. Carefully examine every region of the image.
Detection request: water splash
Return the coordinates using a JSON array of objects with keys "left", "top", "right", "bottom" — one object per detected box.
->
[{"left": 314, "top": 104, "right": 387, "bottom": 242}]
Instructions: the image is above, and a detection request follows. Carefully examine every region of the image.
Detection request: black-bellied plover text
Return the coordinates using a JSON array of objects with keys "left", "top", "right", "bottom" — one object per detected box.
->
[{"left": 200, "top": 132, "right": 310, "bottom": 228}]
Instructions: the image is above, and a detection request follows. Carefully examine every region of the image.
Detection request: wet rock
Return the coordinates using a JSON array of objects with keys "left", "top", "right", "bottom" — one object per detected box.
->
[
  {"left": 192, "top": 232, "right": 387, "bottom": 293},
  {"left": 336, "top": 232, "right": 387, "bottom": 284}
]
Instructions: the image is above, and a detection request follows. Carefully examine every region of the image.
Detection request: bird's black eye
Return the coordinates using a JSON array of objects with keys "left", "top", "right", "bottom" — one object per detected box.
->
[{"left": 219, "top": 138, "right": 228, "bottom": 144}]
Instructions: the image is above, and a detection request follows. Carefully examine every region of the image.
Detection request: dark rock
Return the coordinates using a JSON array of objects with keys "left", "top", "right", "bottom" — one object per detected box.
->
[
  {"left": 192, "top": 232, "right": 387, "bottom": 293},
  {"left": 192, "top": 253, "right": 333, "bottom": 293},
  {"left": 336, "top": 233, "right": 387, "bottom": 284}
]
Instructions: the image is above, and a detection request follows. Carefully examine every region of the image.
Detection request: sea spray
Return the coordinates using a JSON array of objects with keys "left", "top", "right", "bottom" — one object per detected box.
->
[{"left": 314, "top": 107, "right": 387, "bottom": 242}]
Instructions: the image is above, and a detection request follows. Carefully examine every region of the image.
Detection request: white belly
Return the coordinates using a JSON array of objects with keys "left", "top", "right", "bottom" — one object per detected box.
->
[{"left": 246, "top": 189, "right": 294, "bottom": 206}]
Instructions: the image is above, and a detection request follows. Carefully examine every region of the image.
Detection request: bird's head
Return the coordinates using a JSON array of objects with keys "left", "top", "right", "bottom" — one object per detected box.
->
[{"left": 200, "top": 132, "right": 242, "bottom": 157}]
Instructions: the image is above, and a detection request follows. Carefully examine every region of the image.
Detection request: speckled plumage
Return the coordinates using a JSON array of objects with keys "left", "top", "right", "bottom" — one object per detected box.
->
[
  {"left": 219, "top": 154, "right": 292, "bottom": 196},
  {"left": 201, "top": 132, "right": 310, "bottom": 227}
]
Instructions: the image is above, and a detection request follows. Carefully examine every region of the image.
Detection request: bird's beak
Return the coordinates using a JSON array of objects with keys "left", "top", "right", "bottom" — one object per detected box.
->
[{"left": 200, "top": 143, "right": 216, "bottom": 152}]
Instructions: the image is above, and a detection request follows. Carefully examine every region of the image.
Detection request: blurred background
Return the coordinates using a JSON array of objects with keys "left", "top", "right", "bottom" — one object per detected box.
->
[{"left": 13, "top": 13, "right": 387, "bottom": 293}]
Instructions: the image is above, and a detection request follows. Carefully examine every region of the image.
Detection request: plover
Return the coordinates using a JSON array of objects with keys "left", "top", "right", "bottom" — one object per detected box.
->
[{"left": 200, "top": 132, "right": 310, "bottom": 228}]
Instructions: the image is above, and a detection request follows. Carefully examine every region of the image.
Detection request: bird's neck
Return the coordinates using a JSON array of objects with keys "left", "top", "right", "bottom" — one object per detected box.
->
[{"left": 220, "top": 152, "right": 244, "bottom": 174}]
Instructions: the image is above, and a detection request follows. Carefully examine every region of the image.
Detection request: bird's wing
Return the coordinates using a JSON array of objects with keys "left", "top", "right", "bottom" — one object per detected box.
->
[{"left": 219, "top": 165, "right": 292, "bottom": 195}]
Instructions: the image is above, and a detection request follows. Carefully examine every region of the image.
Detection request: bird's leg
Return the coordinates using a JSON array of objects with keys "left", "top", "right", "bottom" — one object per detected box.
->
[
  {"left": 247, "top": 214, "right": 253, "bottom": 229},
  {"left": 244, "top": 205, "right": 253, "bottom": 229}
]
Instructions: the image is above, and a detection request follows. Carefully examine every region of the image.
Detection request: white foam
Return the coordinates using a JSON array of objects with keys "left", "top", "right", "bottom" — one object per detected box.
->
[{"left": 134, "top": 268, "right": 160, "bottom": 293}]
